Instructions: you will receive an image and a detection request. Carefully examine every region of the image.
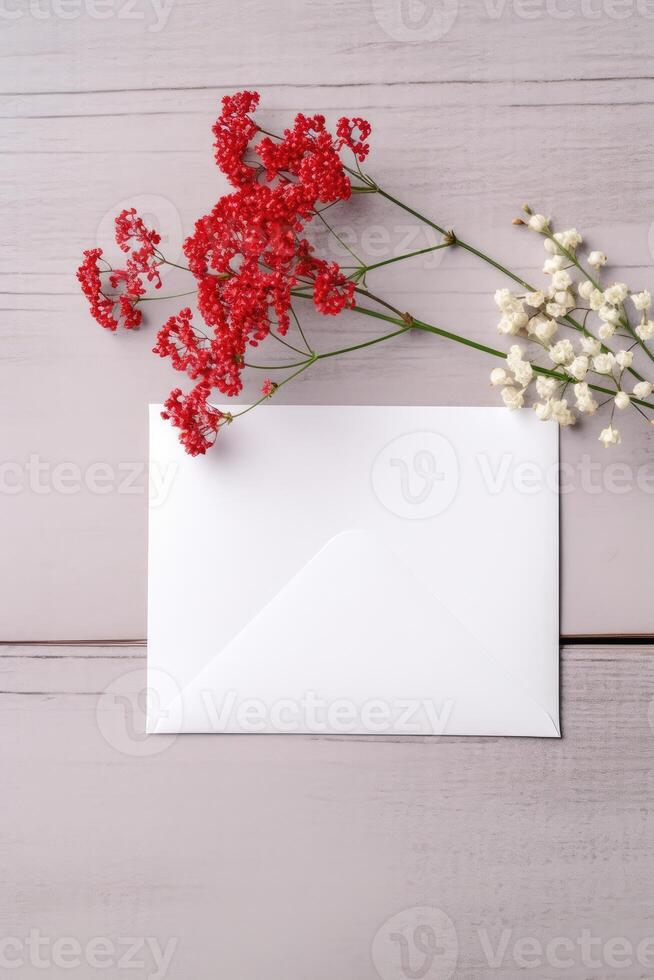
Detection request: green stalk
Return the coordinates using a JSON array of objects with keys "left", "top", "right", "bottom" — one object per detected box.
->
[
  {"left": 373, "top": 186, "right": 646, "bottom": 385},
  {"left": 347, "top": 303, "right": 654, "bottom": 411},
  {"left": 375, "top": 187, "right": 531, "bottom": 290},
  {"left": 348, "top": 242, "right": 452, "bottom": 275}
]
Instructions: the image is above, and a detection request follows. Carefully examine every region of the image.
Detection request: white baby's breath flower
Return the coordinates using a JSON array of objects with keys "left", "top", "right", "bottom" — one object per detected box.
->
[
  {"left": 536, "top": 375, "right": 558, "bottom": 399},
  {"left": 543, "top": 255, "right": 566, "bottom": 275},
  {"left": 555, "top": 229, "right": 583, "bottom": 253},
  {"left": 529, "top": 314, "right": 558, "bottom": 345},
  {"left": 592, "top": 352, "right": 616, "bottom": 374},
  {"left": 494, "top": 288, "right": 514, "bottom": 312},
  {"left": 616, "top": 349, "right": 633, "bottom": 370},
  {"left": 599, "top": 424, "right": 621, "bottom": 448},
  {"left": 526, "top": 290, "right": 545, "bottom": 308},
  {"left": 545, "top": 302, "right": 568, "bottom": 319},
  {"left": 568, "top": 355, "right": 589, "bottom": 380},
  {"left": 552, "top": 289, "right": 575, "bottom": 310},
  {"left": 533, "top": 400, "right": 553, "bottom": 421},
  {"left": 498, "top": 311, "right": 527, "bottom": 335},
  {"left": 614, "top": 391, "right": 630, "bottom": 410},
  {"left": 633, "top": 381, "right": 653, "bottom": 399},
  {"left": 587, "top": 251, "right": 607, "bottom": 269},
  {"left": 574, "top": 383, "right": 598, "bottom": 415},
  {"left": 598, "top": 305, "right": 620, "bottom": 325},
  {"left": 548, "top": 339, "right": 575, "bottom": 365},
  {"left": 501, "top": 386, "right": 524, "bottom": 410},
  {"left": 506, "top": 345, "right": 533, "bottom": 387},
  {"left": 513, "top": 361, "right": 533, "bottom": 386},
  {"left": 496, "top": 296, "right": 528, "bottom": 335},
  {"left": 636, "top": 320, "right": 654, "bottom": 341},
  {"left": 588, "top": 288, "right": 604, "bottom": 311},
  {"left": 551, "top": 270, "right": 572, "bottom": 291},
  {"left": 490, "top": 367, "right": 511, "bottom": 387},
  {"left": 598, "top": 322, "right": 616, "bottom": 341},
  {"left": 631, "top": 290, "right": 652, "bottom": 311},
  {"left": 506, "top": 344, "right": 523, "bottom": 369},
  {"left": 579, "top": 336, "right": 601, "bottom": 357},
  {"left": 528, "top": 214, "right": 549, "bottom": 232},
  {"left": 603, "top": 282, "right": 628, "bottom": 305},
  {"left": 578, "top": 280, "right": 595, "bottom": 299},
  {"left": 551, "top": 398, "right": 576, "bottom": 427}
]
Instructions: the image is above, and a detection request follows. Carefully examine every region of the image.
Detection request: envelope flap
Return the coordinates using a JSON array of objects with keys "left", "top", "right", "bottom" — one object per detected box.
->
[{"left": 151, "top": 530, "right": 559, "bottom": 737}]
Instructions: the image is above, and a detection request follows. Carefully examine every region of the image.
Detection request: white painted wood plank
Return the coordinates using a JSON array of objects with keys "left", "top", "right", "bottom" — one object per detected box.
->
[
  {"left": 2, "top": 0, "right": 654, "bottom": 94},
  {"left": 1, "top": 644, "right": 654, "bottom": 978}
]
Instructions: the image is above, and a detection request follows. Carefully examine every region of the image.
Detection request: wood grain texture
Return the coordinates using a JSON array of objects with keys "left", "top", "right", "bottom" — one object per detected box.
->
[
  {"left": 3, "top": 5, "right": 654, "bottom": 640},
  {"left": 3, "top": 0, "right": 654, "bottom": 93},
  {"left": 2, "top": 643, "right": 654, "bottom": 978}
]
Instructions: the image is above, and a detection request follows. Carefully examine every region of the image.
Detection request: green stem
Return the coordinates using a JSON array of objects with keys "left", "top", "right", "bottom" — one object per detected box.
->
[
  {"left": 315, "top": 326, "right": 410, "bottom": 360},
  {"left": 313, "top": 208, "right": 364, "bottom": 266},
  {"left": 349, "top": 304, "right": 654, "bottom": 410},
  {"left": 356, "top": 242, "right": 452, "bottom": 274},
  {"left": 375, "top": 187, "right": 531, "bottom": 290},
  {"left": 161, "top": 259, "right": 192, "bottom": 273},
  {"left": 245, "top": 326, "right": 411, "bottom": 371},
  {"left": 228, "top": 359, "right": 316, "bottom": 420},
  {"left": 375, "top": 186, "right": 646, "bottom": 384},
  {"left": 269, "top": 330, "right": 308, "bottom": 356},
  {"left": 138, "top": 290, "right": 197, "bottom": 302}
]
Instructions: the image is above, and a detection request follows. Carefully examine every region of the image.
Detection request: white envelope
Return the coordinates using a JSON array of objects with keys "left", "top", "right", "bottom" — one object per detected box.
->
[{"left": 147, "top": 405, "right": 560, "bottom": 737}]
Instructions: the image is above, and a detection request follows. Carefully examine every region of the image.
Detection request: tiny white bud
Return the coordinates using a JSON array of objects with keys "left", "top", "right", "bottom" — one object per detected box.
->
[
  {"left": 501, "top": 386, "right": 525, "bottom": 410},
  {"left": 568, "top": 355, "right": 589, "bottom": 381},
  {"left": 587, "top": 250, "right": 607, "bottom": 269},
  {"left": 579, "top": 336, "right": 601, "bottom": 357},
  {"left": 599, "top": 424, "right": 621, "bottom": 448},
  {"left": 603, "top": 282, "right": 628, "bottom": 305},
  {"left": 533, "top": 400, "right": 553, "bottom": 421},
  {"left": 636, "top": 320, "right": 654, "bottom": 341},
  {"left": 551, "top": 270, "right": 572, "bottom": 291},
  {"left": 631, "top": 290, "right": 651, "bottom": 311},
  {"left": 592, "top": 352, "right": 616, "bottom": 375},
  {"left": 633, "top": 381, "right": 653, "bottom": 399},
  {"left": 528, "top": 214, "right": 549, "bottom": 232},
  {"left": 490, "top": 367, "right": 510, "bottom": 387}
]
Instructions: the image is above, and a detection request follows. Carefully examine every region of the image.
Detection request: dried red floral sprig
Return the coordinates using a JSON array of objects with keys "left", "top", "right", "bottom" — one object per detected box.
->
[
  {"left": 77, "top": 207, "right": 164, "bottom": 331},
  {"left": 78, "top": 91, "right": 368, "bottom": 451},
  {"left": 79, "top": 92, "right": 654, "bottom": 455}
]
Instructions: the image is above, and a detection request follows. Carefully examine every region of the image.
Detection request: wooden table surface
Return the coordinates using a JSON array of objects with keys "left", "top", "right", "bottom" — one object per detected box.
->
[
  {"left": 3, "top": 2, "right": 654, "bottom": 977},
  {"left": 2, "top": 642, "right": 654, "bottom": 980}
]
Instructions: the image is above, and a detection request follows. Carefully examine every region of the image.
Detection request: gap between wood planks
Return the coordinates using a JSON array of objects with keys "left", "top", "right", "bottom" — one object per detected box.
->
[
  {"left": 5, "top": 76, "right": 654, "bottom": 98},
  {"left": 0, "top": 637, "right": 653, "bottom": 648}
]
